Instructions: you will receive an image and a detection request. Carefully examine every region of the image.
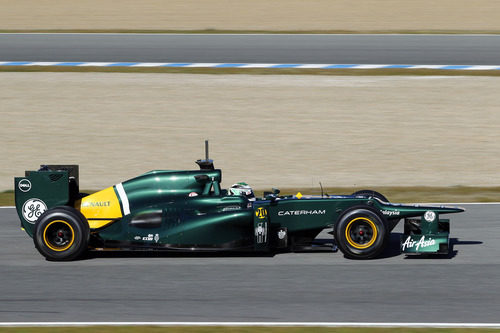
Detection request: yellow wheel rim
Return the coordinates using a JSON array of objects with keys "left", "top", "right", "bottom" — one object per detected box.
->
[
  {"left": 345, "top": 217, "right": 378, "bottom": 249},
  {"left": 43, "top": 220, "right": 75, "bottom": 252}
]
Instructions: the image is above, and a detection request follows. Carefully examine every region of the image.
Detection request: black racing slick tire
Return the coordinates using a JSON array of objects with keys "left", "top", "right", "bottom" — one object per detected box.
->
[
  {"left": 352, "top": 189, "right": 389, "bottom": 203},
  {"left": 33, "top": 207, "right": 90, "bottom": 261},
  {"left": 335, "top": 206, "right": 389, "bottom": 259},
  {"left": 352, "top": 190, "right": 400, "bottom": 232}
]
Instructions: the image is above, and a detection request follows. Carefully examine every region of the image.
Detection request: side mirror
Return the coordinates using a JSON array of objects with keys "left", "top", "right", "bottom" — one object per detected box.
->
[{"left": 263, "top": 188, "right": 281, "bottom": 202}]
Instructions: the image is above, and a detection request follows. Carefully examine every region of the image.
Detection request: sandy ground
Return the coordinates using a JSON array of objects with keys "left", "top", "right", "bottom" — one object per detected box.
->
[
  {"left": 1, "top": 0, "right": 500, "bottom": 31},
  {"left": 1, "top": 73, "right": 499, "bottom": 191}
]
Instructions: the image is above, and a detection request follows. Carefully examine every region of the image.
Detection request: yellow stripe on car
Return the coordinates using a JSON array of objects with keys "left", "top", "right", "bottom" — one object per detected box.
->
[
  {"left": 345, "top": 217, "right": 378, "bottom": 249},
  {"left": 80, "top": 186, "right": 123, "bottom": 229}
]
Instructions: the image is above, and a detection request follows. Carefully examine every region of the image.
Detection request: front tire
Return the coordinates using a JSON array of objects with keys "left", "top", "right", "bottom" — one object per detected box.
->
[
  {"left": 352, "top": 189, "right": 389, "bottom": 202},
  {"left": 34, "top": 207, "right": 89, "bottom": 261},
  {"left": 352, "top": 190, "right": 400, "bottom": 231},
  {"left": 335, "top": 207, "right": 389, "bottom": 259}
]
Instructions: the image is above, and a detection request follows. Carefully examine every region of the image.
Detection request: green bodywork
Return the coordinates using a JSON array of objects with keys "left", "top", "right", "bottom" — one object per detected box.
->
[
  {"left": 14, "top": 163, "right": 464, "bottom": 255},
  {"left": 14, "top": 165, "right": 77, "bottom": 237},
  {"left": 400, "top": 212, "right": 451, "bottom": 254}
]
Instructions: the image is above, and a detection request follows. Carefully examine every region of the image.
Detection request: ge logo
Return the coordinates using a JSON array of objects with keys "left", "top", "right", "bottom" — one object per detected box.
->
[
  {"left": 18, "top": 179, "right": 32, "bottom": 192},
  {"left": 255, "top": 207, "right": 267, "bottom": 219},
  {"left": 22, "top": 198, "right": 47, "bottom": 224},
  {"left": 424, "top": 211, "right": 436, "bottom": 222}
]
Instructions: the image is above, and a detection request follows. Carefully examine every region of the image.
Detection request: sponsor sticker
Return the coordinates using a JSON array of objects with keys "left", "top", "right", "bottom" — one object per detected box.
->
[
  {"left": 82, "top": 201, "right": 111, "bottom": 207},
  {"left": 381, "top": 210, "right": 400, "bottom": 217},
  {"left": 278, "top": 229, "right": 287, "bottom": 240},
  {"left": 255, "top": 222, "right": 267, "bottom": 243},
  {"left": 140, "top": 233, "right": 160, "bottom": 242},
  {"left": 424, "top": 211, "right": 436, "bottom": 222},
  {"left": 18, "top": 179, "right": 32, "bottom": 192},
  {"left": 255, "top": 207, "right": 267, "bottom": 219},
  {"left": 401, "top": 235, "right": 436, "bottom": 251},
  {"left": 22, "top": 198, "right": 47, "bottom": 223},
  {"left": 277, "top": 209, "right": 326, "bottom": 216}
]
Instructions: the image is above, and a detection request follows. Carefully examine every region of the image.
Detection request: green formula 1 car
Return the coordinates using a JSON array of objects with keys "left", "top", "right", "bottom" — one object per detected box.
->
[{"left": 14, "top": 146, "right": 464, "bottom": 261}]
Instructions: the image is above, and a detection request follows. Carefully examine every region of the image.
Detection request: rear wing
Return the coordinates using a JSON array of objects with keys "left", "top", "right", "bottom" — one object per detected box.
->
[{"left": 14, "top": 165, "right": 79, "bottom": 237}]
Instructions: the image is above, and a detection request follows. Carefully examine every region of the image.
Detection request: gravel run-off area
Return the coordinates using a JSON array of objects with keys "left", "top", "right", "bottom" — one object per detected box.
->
[
  {"left": 1, "top": 73, "right": 499, "bottom": 191},
  {"left": 1, "top": 0, "right": 500, "bottom": 31}
]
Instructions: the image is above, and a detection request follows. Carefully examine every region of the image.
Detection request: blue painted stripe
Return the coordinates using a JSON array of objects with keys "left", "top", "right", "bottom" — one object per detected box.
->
[
  {"left": 324, "top": 64, "right": 357, "bottom": 69},
  {"left": 440, "top": 65, "right": 471, "bottom": 70},
  {"left": 2, "top": 61, "right": 32, "bottom": 66},
  {"left": 1, "top": 61, "right": 500, "bottom": 70},
  {"left": 215, "top": 63, "right": 245, "bottom": 67},
  {"left": 105, "top": 62, "right": 139, "bottom": 67},
  {"left": 160, "top": 63, "right": 191, "bottom": 67},
  {"left": 383, "top": 65, "right": 413, "bottom": 69},
  {"left": 58, "top": 62, "right": 85, "bottom": 66},
  {"left": 270, "top": 64, "right": 301, "bottom": 68}
]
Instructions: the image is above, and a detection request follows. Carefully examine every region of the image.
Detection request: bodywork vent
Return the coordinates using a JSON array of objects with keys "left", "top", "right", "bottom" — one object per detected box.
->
[{"left": 49, "top": 174, "right": 63, "bottom": 182}]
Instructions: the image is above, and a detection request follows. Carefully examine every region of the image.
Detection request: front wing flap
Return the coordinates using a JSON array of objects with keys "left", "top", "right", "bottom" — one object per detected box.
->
[{"left": 400, "top": 210, "right": 450, "bottom": 255}]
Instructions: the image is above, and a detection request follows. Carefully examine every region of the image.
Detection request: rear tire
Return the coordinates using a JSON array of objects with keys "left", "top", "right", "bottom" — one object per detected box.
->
[
  {"left": 34, "top": 207, "right": 89, "bottom": 261},
  {"left": 335, "top": 206, "right": 389, "bottom": 259}
]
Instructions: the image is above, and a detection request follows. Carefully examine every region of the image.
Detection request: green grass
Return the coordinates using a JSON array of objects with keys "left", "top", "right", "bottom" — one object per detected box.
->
[
  {"left": 1, "top": 66, "right": 500, "bottom": 76},
  {"left": 0, "top": 327, "right": 498, "bottom": 333},
  {"left": 276, "top": 186, "right": 500, "bottom": 203},
  {"left": 3, "top": 186, "right": 500, "bottom": 206},
  {"left": 0, "top": 190, "right": 14, "bottom": 206}
]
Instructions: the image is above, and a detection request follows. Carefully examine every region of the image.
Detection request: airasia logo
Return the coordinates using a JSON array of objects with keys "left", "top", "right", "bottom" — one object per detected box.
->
[{"left": 401, "top": 235, "right": 436, "bottom": 251}]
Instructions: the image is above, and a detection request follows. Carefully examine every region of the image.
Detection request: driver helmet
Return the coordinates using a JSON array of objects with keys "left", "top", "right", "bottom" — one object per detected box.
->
[{"left": 229, "top": 182, "right": 255, "bottom": 201}]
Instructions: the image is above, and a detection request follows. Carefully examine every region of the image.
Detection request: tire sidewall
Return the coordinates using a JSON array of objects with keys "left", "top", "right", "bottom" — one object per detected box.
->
[
  {"left": 34, "top": 207, "right": 89, "bottom": 261},
  {"left": 335, "top": 206, "right": 388, "bottom": 259}
]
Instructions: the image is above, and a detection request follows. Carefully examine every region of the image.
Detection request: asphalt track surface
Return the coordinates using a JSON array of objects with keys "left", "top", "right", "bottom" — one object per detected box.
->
[
  {"left": 1, "top": 34, "right": 500, "bottom": 65},
  {"left": 0, "top": 204, "right": 499, "bottom": 323}
]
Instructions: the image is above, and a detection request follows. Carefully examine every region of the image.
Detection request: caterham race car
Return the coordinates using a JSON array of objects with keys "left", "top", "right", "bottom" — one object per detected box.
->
[{"left": 14, "top": 145, "right": 464, "bottom": 261}]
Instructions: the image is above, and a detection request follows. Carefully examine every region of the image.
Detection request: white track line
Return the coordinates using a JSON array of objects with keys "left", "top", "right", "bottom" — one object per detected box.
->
[
  {"left": 1, "top": 322, "right": 500, "bottom": 328},
  {"left": 1, "top": 61, "right": 500, "bottom": 70}
]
